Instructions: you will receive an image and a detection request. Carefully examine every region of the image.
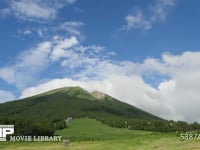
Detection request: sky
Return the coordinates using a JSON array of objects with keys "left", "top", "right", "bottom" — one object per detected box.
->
[{"left": 0, "top": 0, "right": 200, "bottom": 122}]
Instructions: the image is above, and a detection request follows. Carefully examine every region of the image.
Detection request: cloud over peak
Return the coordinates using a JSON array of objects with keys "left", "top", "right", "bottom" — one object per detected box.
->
[{"left": 19, "top": 51, "right": 200, "bottom": 122}]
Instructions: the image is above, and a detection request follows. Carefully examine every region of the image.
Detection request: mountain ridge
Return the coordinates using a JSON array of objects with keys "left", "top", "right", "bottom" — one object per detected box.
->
[{"left": 0, "top": 86, "right": 162, "bottom": 123}]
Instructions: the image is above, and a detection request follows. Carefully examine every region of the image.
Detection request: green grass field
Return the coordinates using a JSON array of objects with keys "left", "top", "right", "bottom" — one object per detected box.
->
[{"left": 1, "top": 118, "right": 200, "bottom": 150}]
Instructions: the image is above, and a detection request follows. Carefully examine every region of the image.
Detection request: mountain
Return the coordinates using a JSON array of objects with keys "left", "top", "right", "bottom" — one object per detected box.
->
[{"left": 0, "top": 86, "right": 161, "bottom": 122}]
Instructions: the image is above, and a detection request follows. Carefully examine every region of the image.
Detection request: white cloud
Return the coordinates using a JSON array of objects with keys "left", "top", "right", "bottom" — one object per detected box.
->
[
  {"left": 17, "top": 27, "right": 48, "bottom": 38},
  {"left": 49, "top": 36, "right": 109, "bottom": 71},
  {"left": 58, "top": 21, "right": 84, "bottom": 37},
  {"left": 20, "top": 51, "right": 200, "bottom": 122},
  {"left": 66, "top": 0, "right": 76, "bottom": 5},
  {"left": 0, "top": 35, "right": 110, "bottom": 88},
  {"left": 125, "top": 0, "right": 177, "bottom": 31},
  {"left": 0, "top": 90, "right": 16, "bottom": 103},
  {"left": 17, "top": 21, "right": 84, "bottom": 39},
  {"left": 50, "top": 36, "right": 79, "bottom": 61},
  {"left": 18, "top": 29, "right": 32, "bottom": 35},
  {"left": 150, "top": 0, "right": 176, "bottom": 21},
  {"left": 59, "top": 47, "right": 110, "bottom": 72},
  {"left": 126, "top": 10, "right": 152, "bottom": 30},
  {"left": 2, "top": 0, "right": 76, "bottom": 21},
  {"left": 0, "top": 41, "right": 52, "bottom": 88},
  {"left": 10, "top": 0, "right": 56, "bottom": 21},
  {"left": 54, "top": 36, "right": 78, "bottom": 50}
]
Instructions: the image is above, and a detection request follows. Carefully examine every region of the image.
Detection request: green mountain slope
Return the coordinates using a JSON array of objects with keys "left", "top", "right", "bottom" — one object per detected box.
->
[
  {"left": 56, "top": 117, "right": 154, "bottom": 141},
  {"left": 0, "top": 86, "right": 161, "bottom": 122}
]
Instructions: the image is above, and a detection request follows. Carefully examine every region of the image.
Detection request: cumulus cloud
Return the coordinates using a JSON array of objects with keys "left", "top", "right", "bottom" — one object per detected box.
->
[
  {"left": 20, "top": 51, "right": 200, "bottom": 122},
  {"left": 59, "top": 45, "right": 107, "bottom": 71},
  {"left": 1, "top": 0, "right": 76, "bottom": 21},
  {"left": 124, "top": 0, "right": 177, "bottom": 31},
  {"left": 0, "top": 90, "right": 16, "bottom": 103},
  {"left": 49, "top": 36, "right": 109, "bottom": 72},
  {"left": 0, "top": 35, "right": 111, "bottom": 88},
  {"left": 0, "top": 36, "right": 78, "bottom": 87},
  {"left": 58, "top": 21, "right": 84, "bottom": 37},
  {"left": 0, "top": 41, "right": 52, "bottom": 88},
  {"left": 50, "top": 36, "right": 79, "bottom": 61}
]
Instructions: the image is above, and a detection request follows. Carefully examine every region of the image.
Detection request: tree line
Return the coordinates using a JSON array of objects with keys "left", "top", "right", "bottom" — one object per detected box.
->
[
  {"left": 1, "top": 116, "right": 200, "bottom": 137},
  {"left": 98, "top": 117, "right": 200, "bottom": 132}
]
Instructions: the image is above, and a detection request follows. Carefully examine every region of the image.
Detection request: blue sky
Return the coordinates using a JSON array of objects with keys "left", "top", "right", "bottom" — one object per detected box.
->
[{"left": 0, "top": 0, "right": 200, "bottom": 122}]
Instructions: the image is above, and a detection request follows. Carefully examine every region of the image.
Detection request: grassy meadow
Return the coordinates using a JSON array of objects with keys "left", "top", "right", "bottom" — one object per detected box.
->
[{"left": 1, "top": 118, "right": 200, "bottom": 150}]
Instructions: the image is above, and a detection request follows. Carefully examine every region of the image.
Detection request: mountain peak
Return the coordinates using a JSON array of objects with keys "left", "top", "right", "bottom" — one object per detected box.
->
[
  {"left": 91, "top": 91, "right": 106, "bottom": 100},
  {"left": 66, "top": 86, "right": 96, "bottom": 100},
  {"left": 0, "top": 86, "right": 161, "bottom": 121}
]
